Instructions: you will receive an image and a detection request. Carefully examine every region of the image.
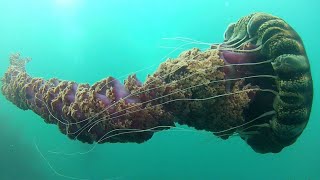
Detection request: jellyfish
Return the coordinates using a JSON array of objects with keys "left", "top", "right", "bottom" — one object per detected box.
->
[{"left": 1, "top": 12, "right": 313, "bottom": 153}]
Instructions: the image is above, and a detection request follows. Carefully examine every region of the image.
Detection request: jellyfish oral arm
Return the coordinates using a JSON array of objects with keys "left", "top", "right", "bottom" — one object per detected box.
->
[
  {"left": 220, "top": 50, "right": 258, "bottom": 64},
  {"left": 1, "top": 49, "right": 251, "bottom": 145}
]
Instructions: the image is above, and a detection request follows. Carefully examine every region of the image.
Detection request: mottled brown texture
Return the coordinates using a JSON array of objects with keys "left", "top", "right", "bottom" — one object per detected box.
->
[
  {"left": 153, "top": 48, "right": 251, "bottom": 137},
  {"left": 1, "top": 49, "right": 251, "bottom": 144},
  {"left": 2, "top": 54, "right": 174, "bottom": 144}
]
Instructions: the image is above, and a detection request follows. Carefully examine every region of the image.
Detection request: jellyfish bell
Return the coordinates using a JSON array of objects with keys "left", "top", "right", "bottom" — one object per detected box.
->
[{"left": 214, "top": 12, "right": 313, "bottom": 153}]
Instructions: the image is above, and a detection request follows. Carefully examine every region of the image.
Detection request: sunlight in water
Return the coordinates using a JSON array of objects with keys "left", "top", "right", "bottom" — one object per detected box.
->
[
  {"left": 55, "top": 0, "right": 79, "bottom": 8},
  {"left": 55, "top": 0, "right": 76, "bottom": 7}
]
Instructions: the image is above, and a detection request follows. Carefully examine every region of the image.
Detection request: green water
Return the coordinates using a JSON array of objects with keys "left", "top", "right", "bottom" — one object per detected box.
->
[{"left": 0, "top": 0, "right": 319, "bottom": 179}]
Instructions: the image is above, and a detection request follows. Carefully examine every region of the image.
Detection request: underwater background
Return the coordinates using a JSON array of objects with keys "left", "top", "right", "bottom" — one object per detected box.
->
[{"left": 0, "top": 0, "right": 319, "bottom": 179}]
